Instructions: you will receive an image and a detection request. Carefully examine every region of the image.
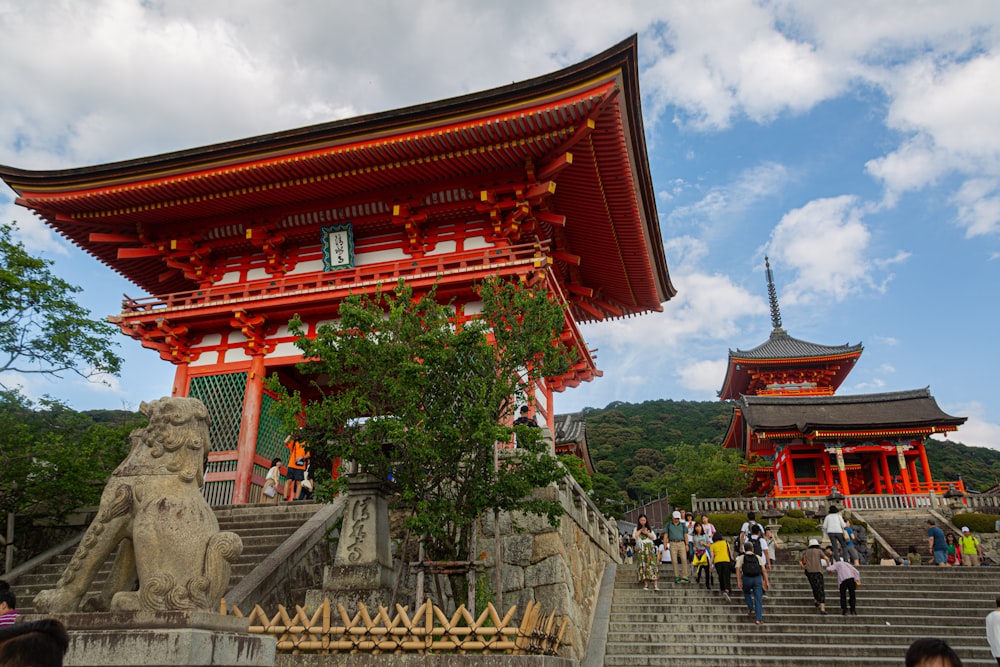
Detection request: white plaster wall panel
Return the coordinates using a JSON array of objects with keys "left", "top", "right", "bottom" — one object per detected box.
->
[
  {"left": 224, "top": 347, "right": 252, "bottom": 363},
  {"left": 267, "top": 341, "right": 303, "bottom": 358},
  {"left": 464, "top": 235, "right": 491, "bottom": 250},
  {"left": 217, "top": 270, "right": 242, "bottom": 285},
  {"left": 189, "top": 350, "right": 220, "bottom": 367},
  {"left": 288, "top": 259, "right": 325, "bottom": 275},
  {"left": 191, "top": 333, "right": 223, "bottom": 349},
  {"left": 464, "top": 300, "right": 485, "bottom": 316},
  {"left": 425, "top": 240, "right": 457, "bottom": 256},
  {"left": 355, "top": 247, "right": 408, "bottom": 265},
  {"left": 246, "top": 267, "right": 270, "bottom": 281}
]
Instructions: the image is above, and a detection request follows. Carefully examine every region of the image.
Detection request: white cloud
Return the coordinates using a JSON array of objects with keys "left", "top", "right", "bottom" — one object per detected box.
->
[
  {"left": 593, "top": 271, "right": 766, "bottom": 353},
  {"left": 1, "top": 201, "right": 68, "bottom": 254},
  {"left": 677, "top": 358, "right": 728, "bottom": 395},
  {"left": 874, "top": 335, "right": 899, "bottom": 346},
  {"left": 952, "top": 178, "right": 1000, "bottom": 237},
  {"left": 644, "top": 3, "right": 846, "bottom": 129},
  {"left": 934, "top": 402, "right": 1000, "bottom": 451},
  {"left": 766, "top": 196, "right": 907, "bottom": 304}
]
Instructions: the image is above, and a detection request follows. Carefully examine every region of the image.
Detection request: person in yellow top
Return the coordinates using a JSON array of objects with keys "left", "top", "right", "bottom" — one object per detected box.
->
[
  {"left": 283, "top": 433, "right": 309, "bottom": 501},
  {"left": 709, "top": 533, "right": 733, "bottom": 601},
  {"left": 958, "top": 526, "right": 983, "bottom": 567}
]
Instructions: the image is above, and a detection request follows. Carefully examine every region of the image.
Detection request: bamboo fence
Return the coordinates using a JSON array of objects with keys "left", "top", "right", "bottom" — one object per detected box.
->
[{"left": 221, "top": 598, "right": 567, "bottom": 656}]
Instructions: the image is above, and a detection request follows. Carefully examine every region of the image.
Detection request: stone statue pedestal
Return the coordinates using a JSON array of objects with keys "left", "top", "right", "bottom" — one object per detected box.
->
[
  {"left": 304, "top": 474, "right": 394, "bottom": 612},
  {"left": 28, "top": 611, "right": 275, "bottom": 667}
]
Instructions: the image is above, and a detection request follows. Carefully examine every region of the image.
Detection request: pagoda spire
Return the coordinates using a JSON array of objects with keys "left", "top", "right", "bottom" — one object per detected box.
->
[{"left": 765, "top": 256, "right": 786, "bottom": 335}]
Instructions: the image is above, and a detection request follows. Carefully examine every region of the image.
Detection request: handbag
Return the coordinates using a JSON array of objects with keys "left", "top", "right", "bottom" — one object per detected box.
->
[{"left": 263, "top": 485, "right": 277, "bottom": 498}]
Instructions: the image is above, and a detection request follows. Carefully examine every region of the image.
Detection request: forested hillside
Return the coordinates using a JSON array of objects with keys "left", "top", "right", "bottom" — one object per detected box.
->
[{"left": 579, "top": 399, "right": 1000, "bottom": 515}]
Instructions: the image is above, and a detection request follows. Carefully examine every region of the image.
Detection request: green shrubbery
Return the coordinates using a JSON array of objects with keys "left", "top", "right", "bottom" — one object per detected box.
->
[
  {"left": 702, "top": 511, "right": 821, "bottom": 536},
  {"left": 705, "top": 514, "right": 743, "bottom": 537},
  {"left": 778, "top": 516, "right": 821, "bottom": 534},
  {"left": 951, "top": 512, "right": 999, "bottom": 534}
]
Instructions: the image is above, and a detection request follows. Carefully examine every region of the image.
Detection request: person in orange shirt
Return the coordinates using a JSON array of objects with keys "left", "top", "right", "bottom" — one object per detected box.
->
[{"left": 283, "top": 433, "right": 309, "bottom": 501}]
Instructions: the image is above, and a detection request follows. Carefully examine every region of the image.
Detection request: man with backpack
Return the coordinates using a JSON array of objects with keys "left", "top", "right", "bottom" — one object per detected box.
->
[
  {"left": 959, "top": 526, "right": 983, "bottom": 567},
  {"left": 739, "top": 512, "right": 759, "bottom": 553},
  {"left": 736, "top": 540, "right": 769, "bottom": 624}
]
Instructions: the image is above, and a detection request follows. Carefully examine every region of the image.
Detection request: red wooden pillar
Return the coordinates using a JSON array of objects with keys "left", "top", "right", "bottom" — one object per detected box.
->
[
  {"left": 172, "top": 363, "right": 190, "bottom": 397},
  {"left": 870, "top": 457, "right": 883, "bottom": 494},
  {"left": 880, "top": 452, "right": 893, "bottom": 494},
  {"left": 835, "top": 447, "right": 850, "bottom": 495},
  {"left": 897, "top": 445, "right": 913, "bottom": 494},
  {"left": 908, "top": 458, "right": 920, "bottom": 488},
  {"left": 233, "top": 355, "right": 266, "bottom": 504},
  {"left": 823, "top": 451, "right": 835, "bottom": 489},
  {"left": 784, "top": 452, "right": 797, "bottom": 492},
  {"left": 917, "top": 440, "right": 934, "bottom": 488}
]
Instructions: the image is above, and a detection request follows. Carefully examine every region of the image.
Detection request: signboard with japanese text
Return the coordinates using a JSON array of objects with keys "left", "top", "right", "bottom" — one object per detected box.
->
[{"left": 321, "top": 223, "right": 354, "bottom": 271}]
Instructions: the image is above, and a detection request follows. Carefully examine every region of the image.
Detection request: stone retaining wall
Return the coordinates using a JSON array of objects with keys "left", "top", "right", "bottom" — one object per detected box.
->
[{"left": 475, "top": 474, "right": 620, "bottom": 664}]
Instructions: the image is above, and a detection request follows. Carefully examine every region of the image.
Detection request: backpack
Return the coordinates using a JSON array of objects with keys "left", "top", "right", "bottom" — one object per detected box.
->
[{"left": 741, "top": 552, "right": 763, "bottom": 577}]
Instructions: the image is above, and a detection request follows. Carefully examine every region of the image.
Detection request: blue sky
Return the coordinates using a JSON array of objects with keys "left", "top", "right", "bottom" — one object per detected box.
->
[{"left": 1, "top": 1, "right": 998, "bottom": 448}]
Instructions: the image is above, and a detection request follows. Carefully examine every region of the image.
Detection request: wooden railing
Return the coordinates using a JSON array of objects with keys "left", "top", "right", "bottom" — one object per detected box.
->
[
  {"left": 119, "top": 242, "right": 549, "bottom": 317},
  {"left": 693, "top": 492, "right": 981, "bottom": 515},
  {"left": 221, "top": 598, "right": 566, "bottom": 656}
]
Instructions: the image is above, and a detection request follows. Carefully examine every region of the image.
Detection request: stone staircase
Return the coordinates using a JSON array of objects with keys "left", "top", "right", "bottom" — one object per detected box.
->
[
  {"left": 9, "top": 501, "right": 323, "bottom": 614},
  {"left": 601, "top": 563, "right": 1000, "bottom": 666},
  {"left": 854, "top": 509, "right": 955, "bottom": 563}
]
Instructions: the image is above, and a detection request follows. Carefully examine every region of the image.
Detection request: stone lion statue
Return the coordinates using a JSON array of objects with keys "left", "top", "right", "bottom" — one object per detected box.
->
[{"left": 34, "top": 397, "right": 243, "bottom": 613}]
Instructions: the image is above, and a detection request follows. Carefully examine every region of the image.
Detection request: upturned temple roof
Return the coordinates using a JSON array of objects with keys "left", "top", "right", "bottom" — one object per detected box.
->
[
  {"left": 730, "top": 328, "right": 863, "bottom": 360},
  {"left": 0, "top": 36, "right": 673, "bottom": 323},
  {"left": 738, "top": 388, "right": 967, "bottom": 434}
]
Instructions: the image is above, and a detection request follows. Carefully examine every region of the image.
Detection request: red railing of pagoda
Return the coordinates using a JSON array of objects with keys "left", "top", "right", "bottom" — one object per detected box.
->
[{"left": 119, "top": 242, "right": 551, "bottom": 317}]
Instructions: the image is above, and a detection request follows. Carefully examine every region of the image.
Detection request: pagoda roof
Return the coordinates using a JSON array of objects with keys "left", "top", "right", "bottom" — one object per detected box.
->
[
  {"left": 730, "top": 328, "right": 863, "bottom": 361},
  {"left": 0, "top": 36, "right": 673, "bottom": 323},
  {"left": 738, "top": 388, "right": 966, "bottom": 436},
  {"left": 718, "top": 328, "right": 863, "bottom": 400},
  {"left": 552, "top": 411, "right": 594, "bottom": 474}
]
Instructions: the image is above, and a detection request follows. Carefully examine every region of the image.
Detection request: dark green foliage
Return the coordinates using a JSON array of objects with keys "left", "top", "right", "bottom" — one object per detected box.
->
[
  {"left": 0, "top": 222, "right": 122, "bottom": 385},
  {"left": 582, "top": 400, "right": 737, "bottom": 504},
  {"left": 786, "top": 509, "right": 806, "bottom": 519},
  {"left": 580, "top": 399, "right": 999, "bottom": 505},
  {"left": 589, "top": 471, "right": 628, "bottom": 518},
  {"left": 925, "top": 439, "right": 1000, "bottom": 493},
  {"left": 707, "top": 514, "right": 745, "bottom": 537},
  {"left": 951, "top": 512, "right": 998, "bottom": 535},
  {"left": 558, "top": 454, "right": 592, "bottom": 493},
  {"left": 778, "top": 516, "right": 821, "bottom": 534},
  {"left": 269, "top": 278, "right": 569, "bottom": 562},
  {"left": 0, "top": 389, "right": 143, "bottom": 522}
]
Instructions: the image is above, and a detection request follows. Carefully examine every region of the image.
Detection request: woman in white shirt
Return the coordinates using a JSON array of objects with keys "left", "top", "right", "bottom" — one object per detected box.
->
[
  {"left": 264, "top": 457, "right": 282, "bottom": 502},
  {"left": 823, "top": 505, "right": 848, "bottom": 562}
]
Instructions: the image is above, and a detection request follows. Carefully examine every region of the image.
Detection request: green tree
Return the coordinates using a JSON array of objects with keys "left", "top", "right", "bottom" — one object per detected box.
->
[
  {"left": 664, "top": 443, "right": 750, "bottom": 508},
  {"left": 558, "top": 454, "right": 592, "bottom": 493},
  {"left": 590, "top": 471, "right": 628, "bottom": 518},
  {"left": 0, "top": 389, "right": 140, "bottom": 520},
  {"left": 0, "top": 222, "right": 122, "bottom": 386},
  {"left": 270, "top": 278, "right": 570, "bottom": 564}
]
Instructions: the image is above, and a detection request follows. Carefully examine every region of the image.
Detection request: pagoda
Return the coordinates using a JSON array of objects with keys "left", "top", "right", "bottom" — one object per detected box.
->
[
  {"left": 0, "top": 37, "right": 673, "bottom": 505},
  {"left": 720, "top": 259, "right": 965, "bottom": 497}
]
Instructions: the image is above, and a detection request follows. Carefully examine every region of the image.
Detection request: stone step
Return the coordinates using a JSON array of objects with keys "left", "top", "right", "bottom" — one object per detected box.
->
[
  {"left": 11, "top": 502, "right": 323, "bottom": 612},
  {"left": 606, "top": 640, "right": 993, "bottom": 660},
  {"left": 603, "top": 655, "right": 997, "bottom": 667},
  {"left": 602, "top": 561, "right": 998, "bottom": 667},
  {"left": 607, "top": 623, "right": 987, "bottom": 638}
]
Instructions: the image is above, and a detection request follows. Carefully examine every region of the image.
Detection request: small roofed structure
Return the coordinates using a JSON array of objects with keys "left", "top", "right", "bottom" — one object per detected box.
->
[
  {"left": 552, "top": 412, "right": 594, "bottom": 474},
  {"left": 720, "top": 258, "right": 966, "bottom": 497},
  {"left": 728, "top": 389, "right": 966, "bottom": 496}
]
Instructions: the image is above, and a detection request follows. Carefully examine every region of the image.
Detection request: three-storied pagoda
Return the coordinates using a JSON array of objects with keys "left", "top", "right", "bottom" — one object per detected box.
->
[
  {"left": 721, "top": 259, "right": 965, "bottom": 497},
  {"left": 0, "top": 37, "right": 673, "bottom": 505}
]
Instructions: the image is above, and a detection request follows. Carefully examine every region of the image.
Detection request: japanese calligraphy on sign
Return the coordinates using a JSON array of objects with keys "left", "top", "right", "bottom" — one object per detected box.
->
[{"left": 321, "top": 223, "right": 354, "bottom": 271}]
